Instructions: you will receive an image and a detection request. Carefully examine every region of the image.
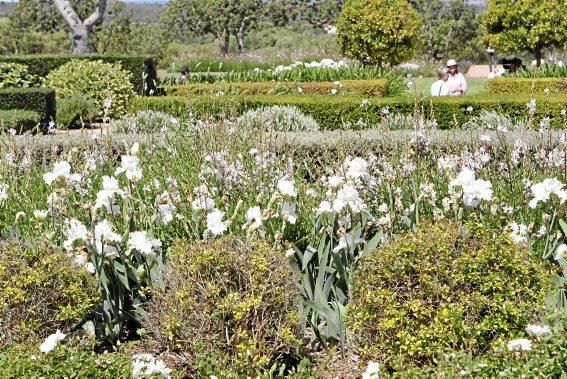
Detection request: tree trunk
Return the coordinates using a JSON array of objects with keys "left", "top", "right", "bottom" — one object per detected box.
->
[
  {"left": 53, "top": 0, "right": 107, "bottom": 54},
  {"left": 535, "top": 44, "right": 542, "bottom": 68},
  {"left": 218, "top": 30, "right": 230, "bottom": 56},
  {"left": 236, "top": 16, "right": 250, "bottom": 54}
]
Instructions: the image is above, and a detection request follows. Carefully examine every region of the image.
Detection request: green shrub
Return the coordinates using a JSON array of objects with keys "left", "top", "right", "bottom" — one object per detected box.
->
[
  {"left": 0, "top": 55, "right": 157, "bottom": 95},
  {"left": 487, "top": 78, "right": 567, "bottom": 94},
  {"left": 110, "top": 110, "right": 180, "bottom": 133},
  {"left": 143, "top": 237, "right": 302, "bottom": 377},
  {"left": 168, "top": 79, "right": 389, "bottom": 97},
  {"left": 44, "top": 60, "right": 135, "bottom": 119},
  {"left": 0, "top": 62, "right": 38, "bottom": 88},
  {"left": 131, "top": 94, "right": 567, "bottom": 130},
  {"left": 237, "top": 105, "right": 320, "bottom": 133},
  {"left": 0, "top": 241, "right": 99, "bottom": 348},
  {"left": 0, "top": 339, "right": 131, "bottom": 378},
  {"left": 0, "top": 109, "right": 40, "bottom": 132},
  {"left": 56, "top": 94, "right": 99, "bottom": 129},
  {"left": 391, "top": 315, "right": 567, "bottom": 378},
  {"left": 346, "top": 221, "right": 553, "bottom": 371},
  {"left": 0, "top": 87, "right": 56, "bottom": 126}
]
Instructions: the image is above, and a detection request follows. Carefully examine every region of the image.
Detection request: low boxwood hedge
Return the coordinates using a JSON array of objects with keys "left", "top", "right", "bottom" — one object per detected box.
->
[
  {"left": 0, "top": 87, "right": 56, "bottom": 126},
  {"left": 131, "top": 94, "right": 567, "bottom": 130},
  {"left": 487, "top": 78, "right": 567, "bottom": 94},
  {"left": 0, "top": 55, "right": 157, "bottom": 95},
  {"left": 0, "top": 109, "right": 40, "bottom": 132},
  {"left": 168, "top": 79, "right": 389, "bottom": 97}
]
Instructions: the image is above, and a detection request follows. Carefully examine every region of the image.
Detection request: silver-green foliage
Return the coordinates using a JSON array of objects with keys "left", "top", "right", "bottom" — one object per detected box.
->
[
  {"left": 237, "top": 105, "right": 320, "bottom": 133},
  {"left": 110, "top": 110, "right": 180, "bottom": 134}
]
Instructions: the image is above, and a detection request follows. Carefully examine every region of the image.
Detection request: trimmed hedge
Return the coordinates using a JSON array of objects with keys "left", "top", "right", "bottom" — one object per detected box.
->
[
  {"left": 0, "top": 55, "right": 157, "bottom": 95},
  {"left": 131, "top": 94, "right": 567, "bottom": 130},
  {"left": 168, "top": 79, "right": 389, "bottom": 97},
  {"left": 488, "top": 78, "right": 567, "bottom": 94},
  {"left": 0, "top": 109, "right": 40, "bottom": 132},
  {"left": 0, "top": 87, "right": 56, "bottom": 125}
]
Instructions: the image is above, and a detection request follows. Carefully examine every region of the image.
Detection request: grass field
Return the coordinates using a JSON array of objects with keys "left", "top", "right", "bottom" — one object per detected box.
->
[{"left": 409, "top": 77, "right": 488, "bottom": 96}]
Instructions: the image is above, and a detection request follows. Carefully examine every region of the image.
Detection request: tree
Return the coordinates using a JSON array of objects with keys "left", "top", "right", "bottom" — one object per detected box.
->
[
  {"left": 482, "top": 0, "right": 567, "bottom": 67},
  {"left": 162, "top": 0, "right": 262, "bottom": 56},
  {"left": 336, "top": 0, "right": 422, "bottom": 66},
  {"left": 53, "top": 0, "right": 107, "bottom": 54},
  {"left": 8, "top": 0, "right": 104, "bottom": 54},
  {"left": 409, "top": 0, "right": 484, "bottom": 62}
]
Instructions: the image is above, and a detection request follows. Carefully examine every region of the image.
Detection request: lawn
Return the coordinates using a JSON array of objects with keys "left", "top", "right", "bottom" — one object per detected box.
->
[{"left": 409, "top": 76, "right": 488, "bottom": 96}]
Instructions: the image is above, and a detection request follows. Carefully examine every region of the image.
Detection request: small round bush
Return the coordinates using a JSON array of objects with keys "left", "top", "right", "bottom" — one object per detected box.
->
[
  {"left": 143, "top": 237, "right": 302, "bottom": 377},
  {"left": 110, "top": 110, "right": 180, "bottom": 133},
  {"left": 237, "top": 105, "right": 320, "bottom": 133},
  {"left": 0, "top": 241, "right": 99, "bottom": 348},
  {"left": 346, "top": 221, "right": 553, "bottom": 371},
  {"left": 43, "top": 59, "right": 134, "bottom": 119}
]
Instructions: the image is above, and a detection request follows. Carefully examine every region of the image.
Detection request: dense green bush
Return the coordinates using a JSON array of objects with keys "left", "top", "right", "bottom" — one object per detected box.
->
[
  {"left": 0, "top": 87, "right": 56, "bottom": 126},
  {"left": 0, "top": 339, "right": 131, "bottom": 377},
  {"left": 391, "top": 314, "right": 567, "bottom": 378},
  {"left": 56, "top": 94, "right": 98, "bottom": 129},
  {"left": 168, "top": 79, "right": 389, "bottom": 97},
  {"left": 44, "top": 60, "right": 134, "bottom": 119},
  {"left": 346, "top": 221, "right": 553, "bottom": 371},
  {"left": 0, "top": 241, "right": 99, "bottom": 348},
  {"left": 0, "top": 109, "right": 40, "bottom": 132},
  {"left": 487, "top": 78, "right": 567, "bottom": 94},
  {"left": 0, "top": 62, "right": 38, "bottom": 88},
  {"left": 0, "top": 55, "right": 156, "bottom": 95},
  {"left": 131, "top": 94, "right": 567, "bottom": 130},
  {"left": 110, "top": 110, "right": 180, "bottom": 133},
  {"left": 143, "top": 237, "right": 302, "bottom": 377}
]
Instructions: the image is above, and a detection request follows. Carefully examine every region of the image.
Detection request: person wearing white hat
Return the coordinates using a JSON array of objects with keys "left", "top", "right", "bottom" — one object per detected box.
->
[
  {"left": 446, "top": 59, "right": 467, "bottom": 96},
  {"left": 430, "top": 67, "right": 450, "bottom": 96}
]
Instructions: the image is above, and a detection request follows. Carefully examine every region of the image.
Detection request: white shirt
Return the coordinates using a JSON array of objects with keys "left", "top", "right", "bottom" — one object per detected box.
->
[
  {"left": 430, "top": 80, "right": 450, "bottom": 96},
  {"left": 447, "top": 72, "right": 467, "bottom": 95}
]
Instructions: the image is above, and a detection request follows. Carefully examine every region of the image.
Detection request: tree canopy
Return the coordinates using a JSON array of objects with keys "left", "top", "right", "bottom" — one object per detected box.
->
[
  {"left": 482, "top": 0, "right": 567, "bottom": 67},
  {"left": 336, "top": 0, "right": 423, "bottom": 66}
]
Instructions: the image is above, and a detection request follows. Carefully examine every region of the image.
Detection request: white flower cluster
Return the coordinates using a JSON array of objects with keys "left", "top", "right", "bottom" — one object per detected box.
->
[
  {"left": 529, "top": 178, "right": 567, "bottom": 208},
  {"left": 39, "top": 330, "right": 66, "bottom": 353},
  {"left": 507, "top": 323, "right": 552, "bottom": 353},
  {"left": 449, "top": 168, "right": 493, "bottom": 208},
  {"left": 132, "top": 354, "right": 171, "bottom": 378},
  {"left": 273, "top": 58, "right": 348, "bottom": 73}
]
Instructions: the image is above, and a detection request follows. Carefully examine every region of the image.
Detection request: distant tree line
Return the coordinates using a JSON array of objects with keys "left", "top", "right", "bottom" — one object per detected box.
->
[{"left": 0, "top": 0, "right": 563, "bottom": 68}]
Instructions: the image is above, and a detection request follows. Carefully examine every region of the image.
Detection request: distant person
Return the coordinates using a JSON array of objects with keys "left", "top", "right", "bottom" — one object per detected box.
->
[
  {"left": 446, "top": 59, "right": 467, "bottom": 96},
  {"left": 430, "top": 67, "right": 450, "bottom": 96},
  {"left": 180, "top": 66, "right": 190, "bottom": 83}
]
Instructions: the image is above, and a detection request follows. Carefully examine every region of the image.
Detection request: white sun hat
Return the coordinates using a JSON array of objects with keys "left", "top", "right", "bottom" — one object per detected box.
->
[{"left": 446, "top": 59, "right": 458, "bottom": 67}]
